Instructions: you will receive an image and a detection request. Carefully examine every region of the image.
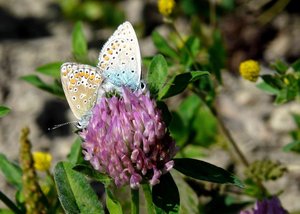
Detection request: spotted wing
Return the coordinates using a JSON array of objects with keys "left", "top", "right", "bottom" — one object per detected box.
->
[
  {"left": 60, "top": 62, "right": 103, "bottom": 119},
  {"left": 97, "top": 21, "right": 141, "bottom": 91}
]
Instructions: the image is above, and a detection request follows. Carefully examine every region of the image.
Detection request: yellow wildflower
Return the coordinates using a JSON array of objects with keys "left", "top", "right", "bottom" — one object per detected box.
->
[
  {"left": 33, "top": 152, "right": 52, "bottom": 171},
  {"left": 158, "top": 0, "right": 175, "bottom": 17},
  {"left": 239, "top": 60, "right": 260, "bottom": 82}
]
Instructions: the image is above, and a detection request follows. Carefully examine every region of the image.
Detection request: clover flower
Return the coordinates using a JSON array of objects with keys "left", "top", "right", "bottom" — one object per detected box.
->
[
  {"left": 240, "top": 196, "right": 288, "bottom": 214},
  {"left": 33, "top": 152, "right": 52, "bottom": 171},
  {"left": 158, "top": 0, "right": 175, "bottom": 17},
  {"left": 80, "top": 87, "right": 177, "bottom": 189},
  {"left": 239, "top": 60, "right": 260, "bottom": 82}
]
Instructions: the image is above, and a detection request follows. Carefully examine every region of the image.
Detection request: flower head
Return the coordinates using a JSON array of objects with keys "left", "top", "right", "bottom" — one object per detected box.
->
[
  {"left": 158, "top": 0, "right": 175, "bottom": 17},
  {"left": 240, "top": 196, "right": 288, "bottom": 214},
  {"left": 33, "top": 151, "right": 52, "bottom": 171},
  {"left": 239, "top": 60, "right": 260, "bottom": 82},
  {"left": 80, "top": 88, "right": 177, "bottom": 189}
]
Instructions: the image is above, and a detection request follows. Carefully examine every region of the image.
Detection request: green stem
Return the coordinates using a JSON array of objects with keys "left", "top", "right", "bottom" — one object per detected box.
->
[
  {"left": 142, "top": 184, "right": 155, "bottom": 214},
  {"left": 0, "top": 190, "right": 23, "bottom": 213},
  {"left": 165, "top": 19, "right": 201, "bottom": 71},
  {"left": 211, "top": 106, "right": 250, "bottom": 167},
  {"left": 131, "top": 188, "right": 139, "bottom": 214},
  {"left": 192, "top": 87, "right": 250, "bottom": 167},
  {"left": 258, "top": 0, "right": 290, "bottom": 25},
  {"left": 192, "top": 87, "right": 268, "bottom": 195},
  {"left": 209, "top": 0, "right": 217, "bottom": 30}
]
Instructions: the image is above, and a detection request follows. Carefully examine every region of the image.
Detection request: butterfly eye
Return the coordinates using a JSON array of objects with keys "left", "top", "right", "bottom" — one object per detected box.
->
[{"left": 140, "top": 81, "right": 146, "bottom": 90}]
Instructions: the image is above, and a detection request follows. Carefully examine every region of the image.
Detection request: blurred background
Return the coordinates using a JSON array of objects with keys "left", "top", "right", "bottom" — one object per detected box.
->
[{"left": 1, "top": 0, "right": 300, "bottom": 212}]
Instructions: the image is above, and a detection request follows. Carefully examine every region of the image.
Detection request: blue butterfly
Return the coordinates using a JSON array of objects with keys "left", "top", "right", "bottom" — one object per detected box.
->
[{"left": 60, "top": 21, "right": 143, "bottom": 128}]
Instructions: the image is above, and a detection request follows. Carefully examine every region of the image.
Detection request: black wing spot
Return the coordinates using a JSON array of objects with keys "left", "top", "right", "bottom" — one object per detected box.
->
[{"left": 131, "top": 70, "right": 134, "bottom": 73}]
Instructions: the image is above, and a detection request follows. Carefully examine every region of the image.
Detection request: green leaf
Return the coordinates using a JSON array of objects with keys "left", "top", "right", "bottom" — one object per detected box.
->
[
  {"left": 152, "top": 31, "right": 179, "bottom": 60},
  {"left": 283, "top": 140, "right": 300, "bottom": 153},
  {"left": 173, "top": 158, "right": 244, "bottom": 188},
  {"left": 0, "top": 154, "right": 22, "bottom": 189},
  {"left": 208, "top": 30, "right": 225, "bottom": 82},
  {"left": 148, "top": 55, "right": 169, "bottom": 95},
  {"left": 180, "top": 36, "right": 201, "bottom": 67},
  {"left": 292, "top": 114, "right": 300, "bottom": 128},
  {"left": 0, "top": 106, "right": 10, "bottom": 118},
  {"left": 177, "top": 94, "right": 201, "bottom": 123},
  {"left": 156, "top": 101, "right": 172, "bottom": 127},
  {"left": 36, "top": 62, "right": 63, "bottom": 79},
  {"left": 142, "top": 184, "right": 155, "bottom": 214},
  {"left": 275, "top": 89, "right": 288, "bottom": 104},
  {"left": 192, "top": 106, "right": 217, "bottom": 147},
  {"left": 152, "top": 172, "right": 180, "bottom": 214},
  {"left": 0, "top": 208, "right": 15, "bottom": 214},
  {"left": 171, "top": 171, "right": 199, "bottom": 214},
  {"left": 158, "top": 71, "right": 209, "bottom": 100},
  {"left": 72, "top": 164, "right": 111, "bottom": 185},
  {"left": 72, "top": 22, "right": 88, "bottom": 59},
  {"left": 292, "top": 59, "right": 300, "bottom": 71},
  {"left": 256, "top": 82, "right": 279, "bottom": 95},
  {"left": 169, "top": 111, "right": 189, "bottom": 146},
  {"left": 106, "top": 188, "right": 123, "bottom": 214},
  {"left": 67, "top": 138, "right": 83, "bottom": 164},
  {"left": 54, "top": 162, "right": 104, "bottom": 214},
  {"left": 169, "top": 95, "right": 202, "bottom": 146},
  {"left": 271, "top": 60, "right": 288, "bottom": 74},
  {"left": 21, "top": 75, "right": 64, "bottom": 97},
  {"left": 261, "top": 75, "right": 283, "bottom": 89}
]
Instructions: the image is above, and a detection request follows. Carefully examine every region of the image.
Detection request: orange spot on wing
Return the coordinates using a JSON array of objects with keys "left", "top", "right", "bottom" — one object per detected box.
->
[
  {"left": 70, "top": 78, "right": 76, "bottom": 84},
  {"left": 89, "top": 75, "right": 95, "bottom": 80}
]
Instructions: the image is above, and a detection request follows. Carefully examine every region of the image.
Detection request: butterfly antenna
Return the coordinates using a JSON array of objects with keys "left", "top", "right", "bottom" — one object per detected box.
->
[{"left": 48, "top": 121, "right": 77, "bottom": 131}]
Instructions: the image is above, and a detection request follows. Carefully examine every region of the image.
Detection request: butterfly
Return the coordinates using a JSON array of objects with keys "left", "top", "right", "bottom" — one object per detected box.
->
[{"left": 61, "top": 21, "right": 143, "bottom": 128}]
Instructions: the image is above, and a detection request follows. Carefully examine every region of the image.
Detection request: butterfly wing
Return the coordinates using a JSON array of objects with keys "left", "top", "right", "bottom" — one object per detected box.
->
[
  {"left": 97, "top": 21, "right": 141, "bottom": 91},
  {"left": 61, "top": 62, "right": 103, "bottom": 119}
]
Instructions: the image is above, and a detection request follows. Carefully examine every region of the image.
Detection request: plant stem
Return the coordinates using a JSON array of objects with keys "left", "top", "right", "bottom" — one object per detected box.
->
[
  {"left": 0, "top": 191, "right": 22, "bottom": 213},
  {"left": 131, "top": 188, "right": 139, "bottom": 214},
  {"left": 209, "top": 0, "right": 217, "bottom": 30},
  {"left": 142, "top": 184, "right": 155, "bottom": 214},
  {"left": 258, "top": 0, "right": 290, "bottom": 25},
  {"left": 192, "top": 88, "right": 268, "bottom": 195},
  {"left": 211, "top": 106, "right": 250, "bottom": 167},
  {"left": 192, "top": 87, "right": 250, "bottom": 167}
]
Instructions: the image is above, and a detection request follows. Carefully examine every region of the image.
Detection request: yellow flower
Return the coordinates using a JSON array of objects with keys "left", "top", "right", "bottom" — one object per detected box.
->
[
  {"left": 158, "top": 0, "right": 175, "bottom": 17},
  {"left": 33, "top": 152, "right": 52, "bottom": 171},
  {"left": 239, "top": 60, "right": 260, "bottom": 82}
]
